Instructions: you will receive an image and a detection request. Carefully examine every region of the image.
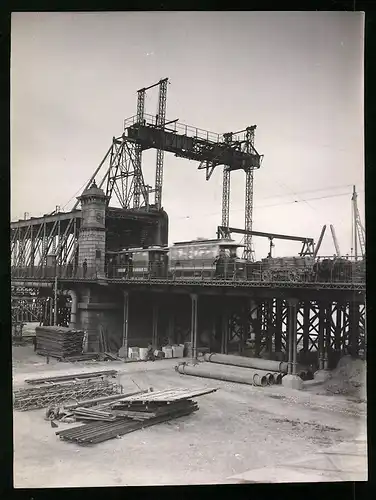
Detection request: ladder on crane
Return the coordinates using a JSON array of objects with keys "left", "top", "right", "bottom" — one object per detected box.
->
[{"left": 352, "top": 185, "right": 365, "bottom": 260}]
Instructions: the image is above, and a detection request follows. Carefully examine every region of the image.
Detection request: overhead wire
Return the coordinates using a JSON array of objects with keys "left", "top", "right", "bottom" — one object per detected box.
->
[{"left": 173, "top": 189, "right": 364, "bottom": 222}]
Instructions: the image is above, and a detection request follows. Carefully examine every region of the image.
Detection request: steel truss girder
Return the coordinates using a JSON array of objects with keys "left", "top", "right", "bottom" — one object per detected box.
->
[
  {"left": 11, "top": 214, "right": 81, "bottom": 275},
  {"left": 243, "top": 126, "right": 256, "bottom": 262}
]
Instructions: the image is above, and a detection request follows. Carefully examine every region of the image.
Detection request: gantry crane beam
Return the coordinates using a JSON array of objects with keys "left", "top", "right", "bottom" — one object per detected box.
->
[
  {"left": 125, "top": 119, "right": 261, "bottom": 173},
  {"left": 218, "top": 226, "right": 315, "bottom": 257}
]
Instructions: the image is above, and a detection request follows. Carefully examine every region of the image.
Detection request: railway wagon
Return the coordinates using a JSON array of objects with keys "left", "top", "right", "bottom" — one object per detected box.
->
[{"left": 247, "top": 256, "right": 316, "bottom": 282}]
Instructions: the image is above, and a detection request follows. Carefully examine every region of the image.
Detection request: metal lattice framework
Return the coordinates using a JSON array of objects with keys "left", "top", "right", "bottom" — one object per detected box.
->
[
  {"left": 244, "top": 126, "right": 256, "bottom": 261},
  {"left": 225, "top": 298, "right": 366, "bottom": 359},
  {"left": 11, "top": 212, "right": 81, "bottom": 276},
  {"left": 133, "top": 87, "right": 146, "bottom": 209},
  {"left": 100, "top": 136, "right": 149, "bottom": 210},
  {"left": 155, "top": 78, "right": 169, "bottom": 210},
  {"left": 221, "top": 133, "right": 233, "bottom": 229}
]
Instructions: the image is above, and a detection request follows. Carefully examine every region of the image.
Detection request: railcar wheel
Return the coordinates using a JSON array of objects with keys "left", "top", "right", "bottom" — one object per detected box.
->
[
  {"left": 288, "top": 270, "right": 301, "bottom": 282},
  {"left": 262, "top": 270, "right": 272, "bottom": 282}
]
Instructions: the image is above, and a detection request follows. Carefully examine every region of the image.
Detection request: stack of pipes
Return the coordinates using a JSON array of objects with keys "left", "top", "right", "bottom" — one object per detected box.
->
[{"left": 176, "top": 353, "right": 293, "bottom": 387}]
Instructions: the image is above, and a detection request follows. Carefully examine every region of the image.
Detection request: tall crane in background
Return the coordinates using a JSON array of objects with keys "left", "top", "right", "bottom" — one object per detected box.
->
[
  {"left": 351, "top": 185, "right": 365, "bottom": 261},
  {"left": 330, "top": 225, "right": 341, "bottom": 257},
  {"left": 313, "top": 225, "right": 327, "bottom": 258}
]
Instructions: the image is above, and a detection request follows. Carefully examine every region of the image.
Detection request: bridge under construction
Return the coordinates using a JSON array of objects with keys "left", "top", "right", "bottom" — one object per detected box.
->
[{"left": 11, "top": 79, "right": 366, "bottom": 386}]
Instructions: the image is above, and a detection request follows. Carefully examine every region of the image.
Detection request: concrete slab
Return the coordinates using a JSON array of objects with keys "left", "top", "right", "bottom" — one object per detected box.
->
[{"left": 229, "top": 438, "right": 368, "bottom": 483}]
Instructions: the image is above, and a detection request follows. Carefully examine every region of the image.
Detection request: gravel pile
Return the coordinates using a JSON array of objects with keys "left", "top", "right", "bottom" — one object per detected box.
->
[{"left": 324, "top": 355, "right": 366, "bottom": 401}]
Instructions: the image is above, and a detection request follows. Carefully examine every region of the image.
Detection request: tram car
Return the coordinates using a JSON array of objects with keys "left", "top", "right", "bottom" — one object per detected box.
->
[
  {"left": 106, "top": 247, "right": 169, "bottom": 278},
  {"left": 169, "top": 238, "right": 246, "bottom": 278},
  {"left": 106, "top": 238, "right": 246, "bottom": 279}
]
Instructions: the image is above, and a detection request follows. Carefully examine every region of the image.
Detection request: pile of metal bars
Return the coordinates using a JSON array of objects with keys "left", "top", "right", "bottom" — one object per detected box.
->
[
  {"left": 56, "top": 387, "right": 217, "bottom": 445},
  {"left": 14, "top": 380, "right": 123, "bottom": 411}
]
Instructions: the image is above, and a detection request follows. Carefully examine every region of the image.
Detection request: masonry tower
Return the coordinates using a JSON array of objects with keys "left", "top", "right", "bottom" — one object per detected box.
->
[{"left": 77, "top": 181, "right": 108, "bottom": 278}]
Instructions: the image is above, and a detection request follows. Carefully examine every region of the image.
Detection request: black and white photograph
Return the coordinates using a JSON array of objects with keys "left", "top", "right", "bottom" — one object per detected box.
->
[{"left": 11, "top": 11, "right": 366, "bottom": 487}]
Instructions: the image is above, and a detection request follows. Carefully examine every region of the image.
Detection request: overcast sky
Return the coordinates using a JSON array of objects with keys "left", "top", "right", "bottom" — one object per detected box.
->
[{"left": 11, "top": 11, "right": 364, "bottom": 258}]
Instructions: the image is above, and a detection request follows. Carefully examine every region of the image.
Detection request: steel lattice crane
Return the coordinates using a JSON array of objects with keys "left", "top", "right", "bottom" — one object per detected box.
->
[
  {"left": 352, "top": 185, "right": 365, "bottom": 260},
  {"left": 155, "top": 78, "right": 169, "bottom": 210},
  {"left": 243, "top": 126, "right": 257, "bottom": 261},
  {"left": 219, "top": 126, "right": 262, "bottom": 261}
]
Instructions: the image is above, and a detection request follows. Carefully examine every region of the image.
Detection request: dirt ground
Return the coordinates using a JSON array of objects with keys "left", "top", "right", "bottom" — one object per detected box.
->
[{"left": 12, "top": 345, "right": 367, "bottom": 487}]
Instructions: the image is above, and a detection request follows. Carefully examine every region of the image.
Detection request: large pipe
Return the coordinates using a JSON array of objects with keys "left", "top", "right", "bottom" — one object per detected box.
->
[
  {"left": 272, "top": 373, "right": 283, "bottom": 385},
  {"left": 68, "top": 289, "right": 78, "bottom": 329},
  {"left": 204, "top": 353, "right": 288, "bottom": 374},
  {"left": 176, "top": 362, "right": 268, "bottom": 387}
]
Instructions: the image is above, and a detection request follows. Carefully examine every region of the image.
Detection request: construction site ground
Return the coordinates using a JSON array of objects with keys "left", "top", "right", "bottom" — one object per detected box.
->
[{"left": 12, "top": 344, "right": 367, "bottom": 487}]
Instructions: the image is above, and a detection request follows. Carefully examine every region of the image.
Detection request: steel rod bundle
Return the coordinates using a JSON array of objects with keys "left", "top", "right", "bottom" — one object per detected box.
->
[
  {"left": 35, "top": 326, "right": 85, "bottom": 359},
  {"left": 203, "top": 352, "right": 288, "bottom": 374},
  {"left": 25, "top": 370, "right": 118, "bottom": 385},
  {"left": 13, "top": 379, "right": 123, "bottom": 411},
  {"left": 57, "top": 403, "right": 199, "bottom": 445}
]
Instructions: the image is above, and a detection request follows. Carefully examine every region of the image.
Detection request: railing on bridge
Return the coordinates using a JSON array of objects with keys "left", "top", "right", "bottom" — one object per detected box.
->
[
  {"left": 124, "top": 113, "right": 222, "bottom": 143},
  {"left": 11, "top": 258, "right": 366, "bottom": 285}
]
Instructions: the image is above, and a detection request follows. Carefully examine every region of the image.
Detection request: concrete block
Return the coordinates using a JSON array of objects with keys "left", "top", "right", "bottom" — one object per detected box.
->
[
  {"left": 118, "top": 346, "right": 127, "bottom": 358},
  {"left": 282, "top": 374, "right": 303, "bottom": 390}
]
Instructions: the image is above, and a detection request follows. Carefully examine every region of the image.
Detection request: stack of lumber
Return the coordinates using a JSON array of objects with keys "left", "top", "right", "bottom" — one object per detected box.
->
[{"left": 35, "top": 326, "right": 85, "bottom": 359}]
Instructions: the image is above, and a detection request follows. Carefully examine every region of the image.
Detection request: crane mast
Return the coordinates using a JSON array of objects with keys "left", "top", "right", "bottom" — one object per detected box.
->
[
  {"left": 330, "top": 225, "right": 341, "bottom": 257},
  {"left": 155, "top": 78, "right": 169, "bottom": 210},
  {"left": 133, "top": 88, "right": 146, "bottom": 209},
  {"left": 221, "top": 132, "right": 233, "bottom": 231},
  {"left": 243, "top": 126, "right": 257, "bottom": 261},
  {"left": 352, "top": 185, "right": 365, "bottom": 260}
]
